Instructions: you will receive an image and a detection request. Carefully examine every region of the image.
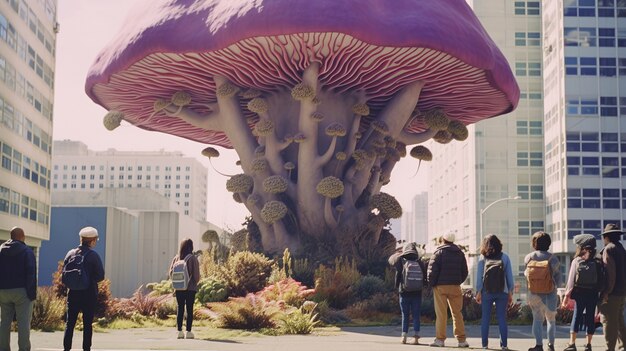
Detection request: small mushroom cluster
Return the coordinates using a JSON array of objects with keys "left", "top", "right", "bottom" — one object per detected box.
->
[{"left": 370, "top": 192, "right": 402, "bottom": 219}]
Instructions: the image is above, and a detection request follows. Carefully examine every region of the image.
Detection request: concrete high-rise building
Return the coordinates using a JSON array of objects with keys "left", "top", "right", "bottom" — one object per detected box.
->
[
  {"left": 542, "top": 0, "right": 626, "bottom": 258},
  {"left": 51, "top": 140, "right": 208, "bottom": 222},
  {"left": 402, "top": 192, "right": 428, "bottom": 246},
  {"left": 428, "top": 1, "right": 545, "bottom": 292},
  {"left": 0, "top": 0, "right": 58, "bottom": 250}
]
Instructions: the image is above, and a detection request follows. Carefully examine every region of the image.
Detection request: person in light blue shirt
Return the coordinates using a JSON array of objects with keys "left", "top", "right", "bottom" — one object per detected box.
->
[{"left": 475, "top": 234, "right": 514, "bottom": 350}]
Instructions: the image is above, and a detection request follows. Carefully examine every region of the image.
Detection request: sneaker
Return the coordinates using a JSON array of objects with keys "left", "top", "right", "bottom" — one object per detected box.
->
[
  {"left": 430, "top": 339, "right": 445, "bottom": 347},
  {"left": 177, "top": 330, "right": 184, "bottom": 339},
  {"left": 564, "top": 344, "right": 577, "bottom": 351},
  {"left": 401, "top": 335, "right": 407, "bottom": 344},
  {"left": 548, "top": 344, "right": 555, "bottom": 351},
  {"left": 458, "top": 341, "right": 470, "bottom": 348},
  {"left": 185, "top": 331, "right": 194, "bottom": 339},
  {"left": 413, "top": 335, "right": 420, "bottom": 345},
  {"left": 529, "top": 345, "right": 544, "bottom": 351},
  {"left": 502, "top": 347, "right": 510, "bottom": 351},
  {"left": 584, "top": 344, "right": 591, "bottom": 351}
]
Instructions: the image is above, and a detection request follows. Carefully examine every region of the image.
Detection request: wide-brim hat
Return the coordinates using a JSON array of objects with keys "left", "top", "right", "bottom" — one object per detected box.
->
[
  {"left": 79, "top": 226, "right": 99, "bottom": 239},
  {"left": 601, "top": 223, "right": 624, "bottom": 237}
]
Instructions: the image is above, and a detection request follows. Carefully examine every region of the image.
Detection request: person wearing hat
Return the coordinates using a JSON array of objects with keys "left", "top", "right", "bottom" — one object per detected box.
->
[
  {"left": 427, "top": 232, "right": 469, "bottom": 348},
  {"left": 389, "top": 242, "right": 428, "bottom": 344},
  {"left": 561, "top": 234, "right": 603, "bottom": 351},
  {"left": 62, "top": 226, "right": 105, "bottom": 351},
  {"left": 0, "top": 227, "right": 36, "bottom": 351},
  {"left": 598, "top": 224, "right": 626, "bottom": 351}
]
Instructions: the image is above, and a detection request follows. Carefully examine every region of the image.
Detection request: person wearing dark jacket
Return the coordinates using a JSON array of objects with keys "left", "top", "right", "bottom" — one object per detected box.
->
[
  {"left": 62, "top": 227, "right": 105, "bottom": 351},
  {"left": 388, "top": 242, "right": 427, "bottom": 345},
  {"left": 168, "top": 238, "right": 201, "bottom": 339},
  {"left": 0, "top": 227, "right": 36, "bottom": 351},
  {"left": 427, "top": 232, "right": 469, "bottom": 348},
  {"left": 598, "top": 224, "right": 626, "bottom": 351}
]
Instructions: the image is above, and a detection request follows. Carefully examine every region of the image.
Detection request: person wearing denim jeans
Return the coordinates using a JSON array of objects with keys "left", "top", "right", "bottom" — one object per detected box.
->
[
  {"left": 389, "top": 242, "right": 427, "bottom": 344},
  {"left": 561, "top": 233, "right": 602, "bottom": 351},
  {"left": 525, "top": 231, "right": 561, "bottom": 351},
  {"left": 475, "top": 234, "right": 514, "bottom": 350}
]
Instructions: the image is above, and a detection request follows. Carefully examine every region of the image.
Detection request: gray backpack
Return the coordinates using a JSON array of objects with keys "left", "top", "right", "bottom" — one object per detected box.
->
[{"left": 401, "top": 258, "right": 424, "bottom": 292}]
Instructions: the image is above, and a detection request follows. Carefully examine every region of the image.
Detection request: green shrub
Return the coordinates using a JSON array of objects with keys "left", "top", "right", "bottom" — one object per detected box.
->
[
  {"left": 145, "top": 280, "right": 173, "bottom": 296},
  {"left": 345, "top": 292, "right": 399, "bottom": 320},
  {"left": 256, "top": 278, "right": 315, "bottom": 307},
  {"left": 354, "top": 275, "right": 388, "bottom": 300},
  {"left": 154, "top": 299, "right": 177, "bottom": 320},
  {"left": 519, "top": 304, "right": 533, "bottom": 323},
  {"left": 31, "top": 286, "right": 65, "bottom": 331},
  {"left": 291, "top": 258, "right": 315, "bottom": 288},
  {"left": 461, "top": 288, "right": 481, "bottom": 321},
  {"left": 111, "top": 286, "right": 172, "bottom": 318},
  {"left": 280, "top": 304, "right": 320, "bottom": 334},
  {"left": 220, "top": 251, "right": 273, "bottom": 296},
  {"left": 196, "top": 278, "right": 229, "bottom": 303},
  {"left": 315, "top": 300, "right": 351, "bottom": 325},
  {"left": 211, "top": 294, "right": 279, "bottom": 330}
]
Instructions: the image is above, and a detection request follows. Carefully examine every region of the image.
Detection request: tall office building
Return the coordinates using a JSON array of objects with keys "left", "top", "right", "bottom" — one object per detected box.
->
[
  {"left": 427, "top": 1, "right": 545, "bottom": 291},
  {"left": 52, "top": 140, "right": 208, "bottom": 222},
  {"left": 0, "top": 0, "right": 58, "bottom": 250},
  {"left": 402, "top": 192, "right": 428, "bottom": 246},
  {"left": 543, "top": 0, "right": 626, "bottom": 257}
]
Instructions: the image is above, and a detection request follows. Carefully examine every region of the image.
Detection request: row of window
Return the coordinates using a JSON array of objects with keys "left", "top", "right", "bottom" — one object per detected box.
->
[
  {"left": 517, "top": 152, "right": 543, "bottom": 167},
  {"left": 564, "top": 27, "right": 626, "bottom": 48},
  {"left": 53, "top": 173, "right": 192, "bottom": 187},
  {"left": 567, "top": 219, "right": 626, "bottom": 239},
  {"left": 514, "top": 1, "right": 540, "bottom": 15},
  {"left": 515, "top": 32, "right": 541, "bottom": 46},
  {"left": 567, "top": 187, "right": 626, "bottom": 209},
  {"left": 1, "top": 140, "right": 50, "bottom": 190},
  {"left": 566, "top": 156, "right": 626, "bottom": 178},
  {"left": 3, "top": 0, "right": 55, "bottom": 55},
  {"left": 54, "top": 164, "right": 193, "bottom": 172},
  {"left": 0, "top": 94, "right": 51, "bottom": 154},
  {"left": 0, "top": 184, "right": 49, "bottom": 225},
  {"left": 516, "top": 120, "right": 543, "bottom": 135},
  {"left": 517, "top": 185, "right": 543, "bottom": 200},
  {"left": 0, "top": 54, "right": 53, "bottom": 120},
  {"left": 0, "top": 11, "right": 55, "bottom": 88},
  {"left": 566, "top": 96, "right": 626, "bottom": 117},
  {"left": 565, "top": 57, "right": 626, "bottom": 77},
  {"left": 53, "top": 182, "right": 191, "bottom": 198},
  {"left": 518, "top": 220, "right": 544, "bottom": 236},
  {"left": 565, "top": 0, "right": 626, "bottom": 18},
  {"left": 515, "top": 62, "right": 541, "bottom": 77}
]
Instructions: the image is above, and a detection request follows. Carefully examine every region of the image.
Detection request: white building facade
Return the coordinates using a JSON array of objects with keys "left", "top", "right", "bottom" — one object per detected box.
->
[
  {"left": 402, "top": 192, "right": 428, "bottom": 246},
  {"left": 51, "top": 140, "right": 208, "bottom": 222},
  {"left": 0, "top": 0, "right": 58, "bottom": 249},
  {"left": 542, "top": 0, "right": 626, "bottom": 258},
  {"left": 428, "top": 0, "right": 545, "bottom": 292}
]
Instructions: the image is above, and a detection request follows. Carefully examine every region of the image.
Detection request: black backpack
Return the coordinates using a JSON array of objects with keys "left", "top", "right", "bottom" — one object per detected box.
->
[
  {"left": 574, "top": 257, "right": 601, "bottom": 290},
  {"left": 401, "top": 258, "right": 424, "bottom": 293},
  {"left": 62, "top": 249, "right": 92, "bottom": 290},
  {"left": 483, "top": 254, "right": 505, "bottom": 293}
]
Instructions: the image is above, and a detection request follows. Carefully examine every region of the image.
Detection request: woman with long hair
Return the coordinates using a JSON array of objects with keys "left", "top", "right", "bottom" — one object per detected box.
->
[
  {"left": 561, "top": 234, "right": 601, "bottom": 351},
  {"left": 168, "top": 238, "right": 200, "bottom": 339},
  {"left": 475, "top": 234, "right": 514, "bottom": 350}
]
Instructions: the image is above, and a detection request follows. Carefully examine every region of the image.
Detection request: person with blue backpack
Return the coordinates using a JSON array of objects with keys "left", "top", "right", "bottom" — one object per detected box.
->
[
  {"left": 61, "top": 226, "right": 105, "bottom": 351},
  {"left": 168, "top": 238, "right": 200, "bottom": 339},
  {"left": 388, "top": 242, "right": 427, "bottom": 345},
  {"left": 475, "top": 234, "right": 514, "bottom": 351}
]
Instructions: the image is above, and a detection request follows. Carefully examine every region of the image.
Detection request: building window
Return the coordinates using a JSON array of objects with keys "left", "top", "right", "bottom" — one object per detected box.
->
[
  {"left": 601, "top": 132, "right": 619, "bottom": 152},
  {"left": 515, "top": 62, "right": 541, "bottom": 76},
  {"left": 515, "top": 1, "right": 540, "bottom": 15},
  {"left": 517, "top": 185, "right": 543, "bottom": 200},
  {"left": 515, "top": 32, "right": 541, "bottom": 46},
  {"left": 566, "top": 97, "right": 598, "bottom": 116},
  {"left": 600, "top": 97, "right": 618, "bottom": 117},
  {"left": 564, "top": 27, "right": 596, "bottom": 47},
  {"left": 600, "top": 57, "right": 617, "bottom": 76},
  {"left": 599, "top": 28, "right": 616, "bottom": 46},
  {"left": 602, "top": 157, "right": 619, "bottom": 178}
]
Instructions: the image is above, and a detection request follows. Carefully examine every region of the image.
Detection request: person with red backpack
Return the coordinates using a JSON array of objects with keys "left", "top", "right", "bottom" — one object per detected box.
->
[
  {"left": 475, "top": 234, "right": 514, "bottom": 350},
  {"left": 168, "top": 238, "right": 200, "bottom": 339},
  {"left": 561, "top": 234, "right": 603, "bottom": 351},
  {"left": 389, "top": 242, "right": 427, "bottom": 345},
  {"left": 524, "top": 231, "right": 561, "bottom": 351}
]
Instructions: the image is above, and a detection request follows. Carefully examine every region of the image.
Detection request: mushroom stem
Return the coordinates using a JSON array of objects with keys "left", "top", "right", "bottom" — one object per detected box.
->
[
  {"left": 323, "top": 197, "right": 338, "bottom": 230},
  {"left": 410, "top": 160, "right": 423, "bottom": 178},
  {"left": 317, "top": 135, "right": 339, "bottom": 168},
  {"left": 377, "top": 80, "right": 426, "bottom": 139},
  {"left": 341, "top": 167, "right": 357, "bottom": 210},
  {"left": 208, "top": 158, "right": 236, "bottom": 177},
  {"left": 397, "top": 129, "right": 438, "bottom": 145},
  {"left": 296, "top": 62, "right": 325, "bottom": 235}
]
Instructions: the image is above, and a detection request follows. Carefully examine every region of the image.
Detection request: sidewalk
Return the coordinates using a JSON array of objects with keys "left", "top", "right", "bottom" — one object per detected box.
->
[{"left": 11, "top": 324, "right": 611, "bottom": 351}]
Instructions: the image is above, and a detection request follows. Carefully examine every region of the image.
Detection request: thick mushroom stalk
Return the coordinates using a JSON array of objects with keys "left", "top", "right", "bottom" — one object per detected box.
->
[{"left": 86, "top": 0, "right": 520, "bottom": 255}]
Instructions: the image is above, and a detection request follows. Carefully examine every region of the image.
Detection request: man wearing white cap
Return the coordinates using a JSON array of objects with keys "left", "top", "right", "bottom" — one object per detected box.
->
[
  {"left": 61, "top": 226, "right": 105, "bottom": 351},
  {"left": 427, "top": 232, "right": 469, "bottom": 348}
]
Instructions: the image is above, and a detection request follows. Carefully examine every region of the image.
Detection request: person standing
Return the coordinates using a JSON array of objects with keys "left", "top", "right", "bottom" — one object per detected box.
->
[
  {"left": 561, "top": 234, "right": 603, "bottom": 351},
  {"left": 475, "top": 234, "right": 514, "bottom": 350},
  {"left": 389, "top": 242, "right": 427, "bottom": 344},
  {"left": 168, "top": 238, "right": 200, "bottom": 339},
  {"left": 427, "top": 232, "right": 469, "bottom": 348},
  {"left": 0, "top": 227, "right": 36, "bottom": 351},
  {"left": 62, "top": 227, "right": 105, "bottom": 351},
  {"left": 598, "top": 224, "right": 626, "bottom": 351},
  {"left": 525, "top": 231, "right": 561, "bottom": 351}
]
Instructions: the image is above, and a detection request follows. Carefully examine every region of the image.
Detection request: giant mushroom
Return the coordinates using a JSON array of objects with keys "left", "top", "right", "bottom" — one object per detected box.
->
[{"left": 86, "top": 0, "right": 519, "bottom": 255}]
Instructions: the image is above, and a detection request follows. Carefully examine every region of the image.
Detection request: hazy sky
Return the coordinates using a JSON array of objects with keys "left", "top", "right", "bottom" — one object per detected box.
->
[{"left": 53, "top": 0, "right": 428, "bottom": 232}]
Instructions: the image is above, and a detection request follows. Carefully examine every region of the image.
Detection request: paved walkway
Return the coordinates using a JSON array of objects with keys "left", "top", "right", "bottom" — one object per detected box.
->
[{"left": 9, "top": 324, "right": 614, "bottom": 351}]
